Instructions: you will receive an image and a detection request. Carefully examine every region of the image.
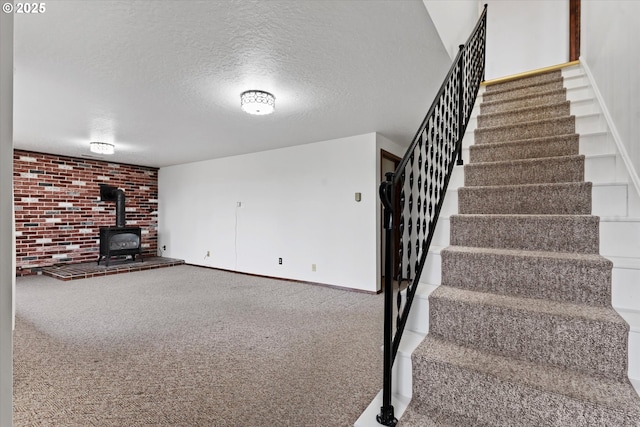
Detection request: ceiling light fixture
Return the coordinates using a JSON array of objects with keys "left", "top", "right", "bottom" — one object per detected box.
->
[
  {"left": 89, "top": 141, "right": 115, "bottom": 155},
  {"left": 240, "top": 90, "right": 275, "bottom": 115}
]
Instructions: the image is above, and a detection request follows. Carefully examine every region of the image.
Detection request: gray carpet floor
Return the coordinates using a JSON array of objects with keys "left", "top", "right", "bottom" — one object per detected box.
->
[{"left": 13, "top": 265, "right": 383, "bottom": 426}]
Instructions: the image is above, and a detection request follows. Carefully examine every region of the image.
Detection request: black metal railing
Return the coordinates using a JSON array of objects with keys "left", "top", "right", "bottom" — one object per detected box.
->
[{"left": 377, "top": 5, "right": 487, "bottom": 426}]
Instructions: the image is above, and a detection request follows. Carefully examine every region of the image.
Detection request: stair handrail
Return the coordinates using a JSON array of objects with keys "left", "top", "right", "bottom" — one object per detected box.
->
[{"left": 377, "top": 5, "right": 487, "bottom": 426}]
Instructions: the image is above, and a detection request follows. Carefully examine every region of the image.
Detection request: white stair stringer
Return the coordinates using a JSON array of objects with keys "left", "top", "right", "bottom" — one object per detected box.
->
[
  {"left": 354, "top": 284, "right": 438, "bottom": 427},
  {"left": 565, "top": 63, "right": 640, "bottom": 395}
]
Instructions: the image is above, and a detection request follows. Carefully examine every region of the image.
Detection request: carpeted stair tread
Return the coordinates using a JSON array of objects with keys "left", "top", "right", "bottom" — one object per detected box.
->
[
  {"left": 482, "top": 78, "right": 565, "bottom": 103},
  {"left": 428, "top": 285, "right": 629, "bottom": 380},
  {"left": 479, "top": 88, "right": 567, "bottom": 115},
  {"left": 464, "top": 154, "right": 584, "bottom": 186},
  {"left": 458, "top": 182, "right": 592, "bottom": 215},
  {"left": 477, "top": 101, "right": 570, "bottom": 128},
  {"left": 399, "top": 403, "right": 491, "bottom": 427},
  {"left": 469, "top": 133, "right": 579, "bottom": 163},
  {"left": 450, "top": 214, "right": 600, "bottom": 253},
  {"left": 400, "top": 67, "right": 640, "bottom": 427},
  {"left": 475, "top": 115, "right": 575, "bottom": 144},
  {"left": 409, "top": 335, "right": 640, "bottom": 426},
  {"left": 483, "top": 70, "right": 562, "bottom": 93},
  {"left": 441, "top": 246, "right": 613, "bottom": 306}
]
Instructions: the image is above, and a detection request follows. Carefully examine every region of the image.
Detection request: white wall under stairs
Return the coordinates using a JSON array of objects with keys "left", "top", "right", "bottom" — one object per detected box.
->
[{"left": 355, "top": 63, "right": 640, "bottom": 427}]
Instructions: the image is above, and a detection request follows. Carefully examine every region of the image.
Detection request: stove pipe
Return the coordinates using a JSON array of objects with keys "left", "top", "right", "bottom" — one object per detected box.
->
[
  {"left": 99, "top": 184, "right": 126, "bottom": 227},
  {"left": 114, "top": 189, "right": 125, "bottom": 227}
]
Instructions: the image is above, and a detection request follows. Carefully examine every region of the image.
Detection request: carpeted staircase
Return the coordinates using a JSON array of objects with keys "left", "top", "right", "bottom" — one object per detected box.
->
[{"left": 399, "top": 70, "right": 640, "bottom": 426}]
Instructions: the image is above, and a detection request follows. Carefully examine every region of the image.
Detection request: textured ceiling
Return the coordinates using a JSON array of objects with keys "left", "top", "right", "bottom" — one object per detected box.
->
[{"left": 13, "top": 0, "right": 450, "bottom": 168}]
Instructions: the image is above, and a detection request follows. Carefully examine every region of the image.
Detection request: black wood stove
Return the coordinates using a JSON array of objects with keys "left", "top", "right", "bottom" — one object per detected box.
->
[{"left": 97, "top": 184, "right": 143, "bottom": 266}]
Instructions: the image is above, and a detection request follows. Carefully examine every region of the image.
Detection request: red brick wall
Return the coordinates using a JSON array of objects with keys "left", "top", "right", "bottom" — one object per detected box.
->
[{"left": 13, "top": 150, "right": 158, "bottom": 275}]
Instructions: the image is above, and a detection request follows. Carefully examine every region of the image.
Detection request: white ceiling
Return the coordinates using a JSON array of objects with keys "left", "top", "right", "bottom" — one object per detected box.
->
[{"left": 13, "top": 0, "right": 451, "bottom": 168}]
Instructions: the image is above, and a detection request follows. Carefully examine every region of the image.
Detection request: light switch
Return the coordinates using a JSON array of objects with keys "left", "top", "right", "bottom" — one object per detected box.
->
[{"left": 355, "top": 192, "right": 362, "bottom": 202}]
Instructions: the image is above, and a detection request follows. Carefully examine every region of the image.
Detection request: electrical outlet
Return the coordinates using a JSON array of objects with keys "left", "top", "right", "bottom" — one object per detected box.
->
[
  {"left": 312, "top": 264, "right": 316, "bottom": 272},
  {"left": 278, "top": 257, "right": 282, "bottom": 265},
  {"left": 237, "top": 201, "right": 242, "bottom": 207},
  {"left": 206, "top": 250, "right": 210, "bottom": 257}
]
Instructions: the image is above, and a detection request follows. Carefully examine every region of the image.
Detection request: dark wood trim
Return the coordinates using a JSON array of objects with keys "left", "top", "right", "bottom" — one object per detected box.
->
[
  {"left": 569, "top": 0, "right": 581, "bottom": 61},
  {"left": 380, "top": 149, "right": 401, "bottom": 175},
  {"left": 186, "top": 264, "right": 379, "bottom": 295}
]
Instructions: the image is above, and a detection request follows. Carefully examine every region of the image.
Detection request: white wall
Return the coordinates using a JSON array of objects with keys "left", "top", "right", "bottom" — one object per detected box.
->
[
  {"left": 423, "top": 0, "right": 482, "bottom": 59},
  {"left": 0, "top": 5, "right": 13, "bottom": 426},
  {"left": 484, "top": 0, "right": 568, "bottom": 80},
  {"left": 159, "top": 133, "right": 380, "bottom": 292},
  {"left": 581, "top": 1, "right": 640, "bottom": 193}
]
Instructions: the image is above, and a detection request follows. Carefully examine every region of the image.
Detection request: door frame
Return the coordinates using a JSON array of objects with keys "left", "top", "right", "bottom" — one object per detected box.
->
[{"left": 569, "top": 0, "right": 580, "bottom": 61}]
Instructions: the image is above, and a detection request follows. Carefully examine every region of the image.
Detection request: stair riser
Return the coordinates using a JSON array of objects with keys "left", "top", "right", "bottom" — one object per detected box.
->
[
  {"left": 464, "top": 156, "right": 584, "bottom": 187},
  {"left": 467, "top": 116, "right": 477, "bottom": 133},
  {"left": 429, "top": 294, "right": 629, "bottom": 380},
  {"left": 431, "top": 218, "right": 449, "bottom": 247},
  {"left": 571, "top": 98, "right": 601, "bottom": 116},
  {"left": 566, "top": 84, "right": 595, "bottom": 103},
  {"left": 593, "top": 184, "right": 629, "bottom": 217},
  {"left": 564, "top": 75, "right": 589, "bottom": 90},
  {"left": 562, "top": 65, "right": 584, "bottom": 79},
  {"left": 482, "top": 79, "right": 564, "bottom": 103},
  {"left": 576, "top": 113, "right": 607, "bottom": 134},
  {"left": 586, "top": 155, "right": 620, "bottom": 183},
  {"left": 629, "top": 330, "right": 640, "bottom": 380},
  {"left": 475, "top": 117, "right": 575, "bottom": 145},
  {"left": 440, "top": 190, "right": 458, "bottom": 217},
  {"left": 441, "top": 249, "right": 612, "bottom": 306},
  {"left": 600, "top": 220, "right": 640, "bottom": 259},
  {"left": 392, "top": 352, "right": 413, "bottom": 399},
  {"left": 420, "top": 249, "right": 442, "bottom": 285},
  {"left": 477, "top": 102, "right": 570, "bottom": 128},
  {"left": 580, "top": 132, "right": 616, "bottom": 156},
  {"left": 469, "top": 135, "right": 579, "bottom": 163},
  {"left": 450, "top": 215, "right": 600, "bottom": 253},
  {"left": 458, "top": 183, "right": 591, "bottom": 215},
  {"left": 405, "top": 285, "right": 438, "bottom": 338},
  {"left": 480, "top": 90, "right": 567, "bottom": 115},
  {"left": 631, "top": 189, "right": 640, "bottom": 217},
  {"left": 448, "top": 166, "right": 464, "bottom": 188},
  {"left": 411, "top": 359, "right": 639, "bottom": 426},
  {"left": 484, "top": 71, "right": 562, "bottom": 94},
  {"left": 613, "top": 267, "right": 640, "bottom": 311},
  {"left": 562, "top": 68, "right": 589, "bottom": 91}
]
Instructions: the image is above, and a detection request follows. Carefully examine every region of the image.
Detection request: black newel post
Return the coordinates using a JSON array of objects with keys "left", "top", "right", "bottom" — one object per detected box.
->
[{"left": 377, "top": 172, "right": 398, "bottom": 427}]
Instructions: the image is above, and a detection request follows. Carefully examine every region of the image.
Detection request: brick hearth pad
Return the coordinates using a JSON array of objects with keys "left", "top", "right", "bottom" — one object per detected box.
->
[{"left": 41, "top": 257, "right": 185, "bottom": 281}]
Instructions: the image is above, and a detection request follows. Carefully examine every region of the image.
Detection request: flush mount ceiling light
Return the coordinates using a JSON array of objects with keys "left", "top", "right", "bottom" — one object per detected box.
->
[
  {"left": 89, "top": 141, "right": 115, "bottom": 155},
  {"left": 240, "top": 90, "right": 275, "bottom": 115}
]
